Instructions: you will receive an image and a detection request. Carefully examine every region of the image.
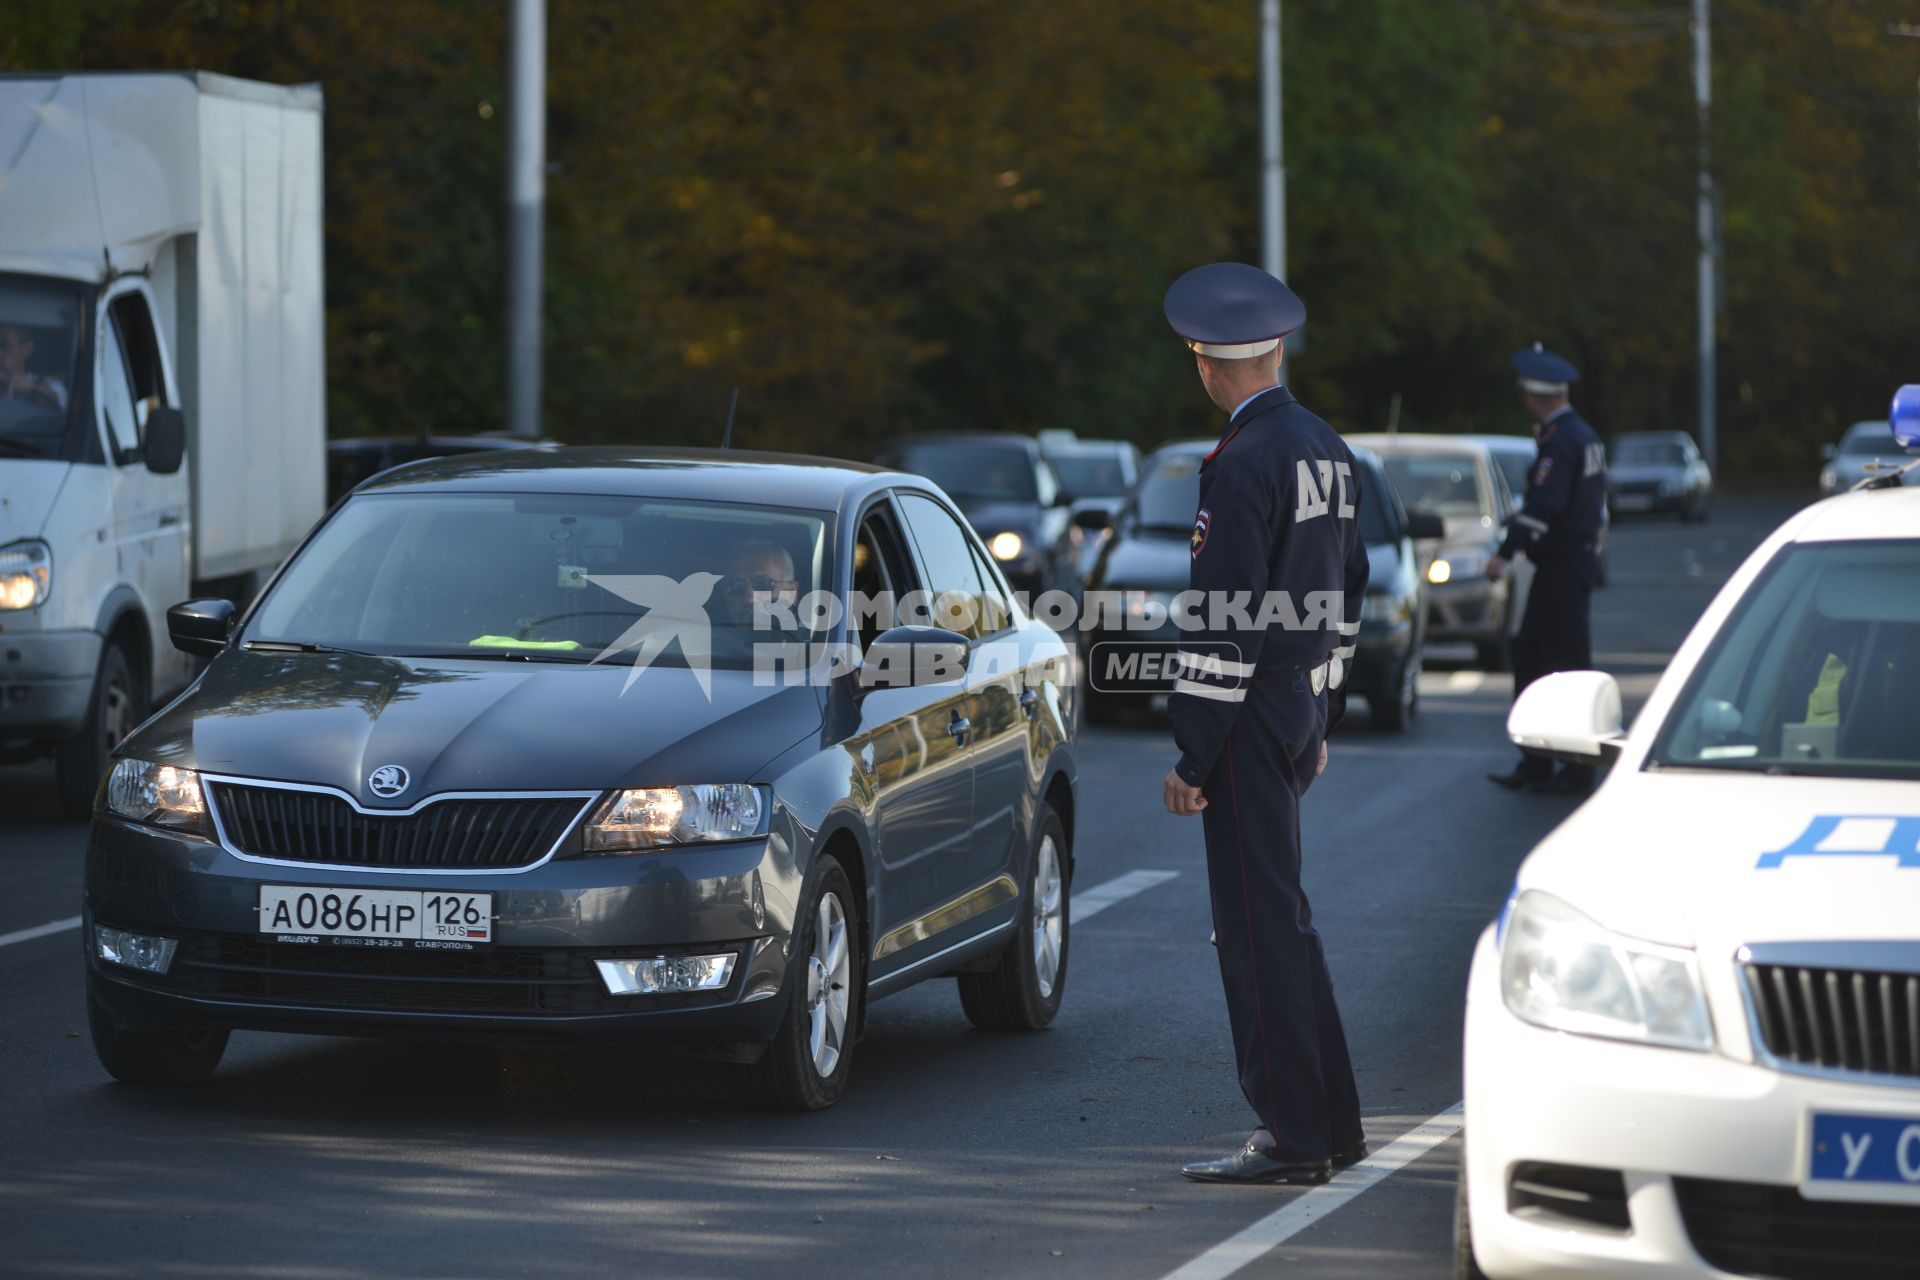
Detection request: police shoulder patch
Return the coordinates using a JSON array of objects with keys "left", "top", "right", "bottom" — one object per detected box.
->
[
  {"left": 1191, "top": 508, "right": 1211, "bottom": 558},
  {"left": 1531, "top": 456, "right": 1554, "bottom": 487}
]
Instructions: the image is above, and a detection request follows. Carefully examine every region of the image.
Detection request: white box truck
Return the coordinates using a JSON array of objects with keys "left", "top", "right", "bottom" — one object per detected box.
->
[{"left": 0, "top": 71, "right": 326, "bottom": 814}]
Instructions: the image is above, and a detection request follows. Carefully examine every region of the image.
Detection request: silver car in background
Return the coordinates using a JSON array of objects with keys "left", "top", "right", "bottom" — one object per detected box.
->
[{"left": 1819, "top": 419, "right": 1900, "bottom": 495}]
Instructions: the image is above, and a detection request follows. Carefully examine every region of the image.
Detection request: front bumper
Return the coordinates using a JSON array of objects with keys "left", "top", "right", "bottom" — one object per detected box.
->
[
  {"left": 0, "top": 628, "right": 101, "bottom": 741},
  {"left": 84, "top": 815, "right": 794, "bottom": 1049},
  {"left": 1463, "top": 926, "right": 1920, "bottom": 1279},
  {"left": 1427, "top": 579, "right": 1503, "bottom": 645}
]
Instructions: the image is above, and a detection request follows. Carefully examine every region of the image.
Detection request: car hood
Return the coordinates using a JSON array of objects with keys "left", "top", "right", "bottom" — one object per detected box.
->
[
  {"left": 0, "top": 460, "right": 72, "bottom": 542},
  {"left": 1092, "top": 530, "right": 1189, "bottom": 590},
  {"left": 1609, "top": 463, "right": 1685, "bottom": 486},
  {"left": 126, "top": 649, "right": 824, "bottom": 804},
  {"left": 1517, "top": 770, "right": 1920, "bottom": 954}
]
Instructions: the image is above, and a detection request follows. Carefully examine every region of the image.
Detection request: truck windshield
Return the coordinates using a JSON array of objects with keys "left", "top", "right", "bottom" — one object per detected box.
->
[
  {"left": 246, "top": 492, "right": 833, "bottom": 670},
  {"left": 1651, "top": 540, "right": 1920, "bottom": 781},
  {"left": 0, "top": 275, "right": 84, "bottom": 460}
]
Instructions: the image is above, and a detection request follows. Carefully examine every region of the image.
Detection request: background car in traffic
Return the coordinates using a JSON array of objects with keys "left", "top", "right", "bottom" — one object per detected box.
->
[
  {"left": 1349, "top": 434, "right": 1532, "bottom": 672},
  {"left": 874, "top": 434, "right": 1076, "bottom": 598},
  {"left": 1077, "top": 441, "right": 1435, "bottom": 730},
  {"left": 84, "top": 448, "right": 1078, "bottom": 1111},
  {"left": 1818, "top": 419, "right": 1900, "bottom": 495},
  {"left": 1038, "top": 436, "right": 1141, "bottom": 577},
  {"left": 1606, "top": 430, "right": 1712, "bottom": 521}
]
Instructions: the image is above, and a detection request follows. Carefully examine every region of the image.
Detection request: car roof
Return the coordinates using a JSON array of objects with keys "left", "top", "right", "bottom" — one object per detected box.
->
[
  {"left": 1043, "top": 439, "right": 1135, "bottom": 456},
  {"left": 354, "top": 445, "right": 902, "bottom": 512},
  {"left": 328, "top": 435, "right": 561, "bottom": 451},
  {"left": 1616, "top": 430, "right": 1691, "bottom": 443},
  {"left": 1346, "top": 432, "right": 1492, "bottom": 459},
  {"left": 1460, "top": 433, "right": 1534, "bottom": 455},
  {"left": 1790, "top": 484, "right": 1920, "bottom": 542},
  {"left": 879, "top": 432, "right": 1041, "bottom": 454}
]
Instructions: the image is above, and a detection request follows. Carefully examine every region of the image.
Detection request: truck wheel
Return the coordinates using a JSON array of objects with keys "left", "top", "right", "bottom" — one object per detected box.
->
[
  {"left": 56, "top": 642, "right": 144, "bottom": 819},
  {"left": 959, "top": 805, "right": 1069, "bottom": 1031},
  {"left": 752, "top": 856, "right": 860, "bottom": 1110},
  {"left": 87, "top": 993, "right": 228, "bottom": 1085}
]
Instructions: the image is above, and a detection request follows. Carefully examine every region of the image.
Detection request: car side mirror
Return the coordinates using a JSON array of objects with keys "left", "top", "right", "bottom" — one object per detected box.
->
[
  {"left": 1508, "top": 670, "right": 1626, "bottom": 764},
  {"left": 858, "top": 625, "right": 970, "bottom": 689},
  {"left": 1072, "top": 506, "right": 1114, "bottom": 532},
  {"left": 167, "top": 598, "right": 237, "bottom": 657},
  {"left": 1403, "top": 511, "right": 1445, "bottom": 540},
  {"left": 1819, "top": 443, "right": 1836, "bottom": 462},
  {"left": 144, "top": 406, "right": 187, "bottom": 475}
]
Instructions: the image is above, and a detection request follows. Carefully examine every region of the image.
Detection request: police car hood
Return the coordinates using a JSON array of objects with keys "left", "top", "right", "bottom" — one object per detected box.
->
[
  {"left": 125, "top": 649, "right": 824, "bottom": 801},
  {"left": 1516, "top": 770, "right": 1920, "bottom": 952}
]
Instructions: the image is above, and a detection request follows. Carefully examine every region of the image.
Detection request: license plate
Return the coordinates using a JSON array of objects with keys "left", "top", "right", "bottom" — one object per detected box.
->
[
  {"left": 1613, "top": 494, "right": 1653, "bottom": 511},
  {"left": 258, "top": 886, "right": 494, "bottom": 947},
  {"left": 1804, "top": 1111, "right": 1920, "bottom": 1203}
]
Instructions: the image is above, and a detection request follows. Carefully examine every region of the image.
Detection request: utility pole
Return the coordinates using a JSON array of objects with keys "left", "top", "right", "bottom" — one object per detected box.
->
[
  {"left": 1693, "top": 0, "right": 1717, "bottom": 474},
  {"left": 1261, "top": 0, "right": 1293, "bottom": 363},
  {"left": 505, "top": 0, "right": 546, "bottom": 438}
]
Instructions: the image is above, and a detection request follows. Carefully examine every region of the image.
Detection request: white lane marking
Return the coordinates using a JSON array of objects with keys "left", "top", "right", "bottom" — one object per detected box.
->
[
  {"left": 1072, "top": 869, "right": 1179, "bottom": 922},
  {"left": 1160, "top": 1102, "right": 1465, "bottom": 1280},
  {"left": 1445, "top": 670, "right": 1486, "bottom": 693},
  {"left": 0, "top": 915, "right": 82, "bottom": 949}
]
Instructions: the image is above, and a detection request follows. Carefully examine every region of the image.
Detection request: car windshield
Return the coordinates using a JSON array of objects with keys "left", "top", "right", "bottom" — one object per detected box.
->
[
  {"left": 1049, "top": 451, "right": 1129, "bottom": 499},
  {"left": 0, "top": 274, "right": 84, "bottom": 459},
  {"left": 247, "top": 492, "right": 831, "bottom": 669},
  {"left": 1133, "top": 451, "right": 1397, "bottom": 545},
  {"left": 1842, "top": 423, "right": 1897, "bottom": 456},
  {"left": 1651, "top": 540, "right": 1920, "bottom": 780},
  {"left": 1616, "top": 439, "right": 1686, "bottom": 466},
  {"left": 893, "top": 443, "right": 1037, "bottom": 503},
  {"left": 1381, "top": 452, "right": 1488, "bottom": 519}
]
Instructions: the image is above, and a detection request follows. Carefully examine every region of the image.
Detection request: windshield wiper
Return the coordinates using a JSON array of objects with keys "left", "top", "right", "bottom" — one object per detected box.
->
[{"left": 242, "top": 640, "right": 377, "bottom": 657}]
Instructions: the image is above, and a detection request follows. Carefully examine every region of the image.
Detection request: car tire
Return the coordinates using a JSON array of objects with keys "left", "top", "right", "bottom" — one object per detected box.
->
[
  {"left": 57, "top": 641, "right": 144, "bottom": 820},
  {"left": 1453, "top": 1149, "right": 1492, "bottom": 1280},
  {"left": 752, "top": 856, "right": 860, "bottom": 1111},
  {"left": 958, "top": 805, "right": 1069, "bottom": 1031},
  {"left": 87, "top": 992, "right": 228, "bottom": 1085},
  {"left": 1372, "top": 654, "right": 1418, "bottom": 733}
]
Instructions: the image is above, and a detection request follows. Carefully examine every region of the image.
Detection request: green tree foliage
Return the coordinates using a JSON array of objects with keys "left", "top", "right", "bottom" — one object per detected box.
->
[{"left": 6, "top": 0, "right": 1916, "bottom": 479}]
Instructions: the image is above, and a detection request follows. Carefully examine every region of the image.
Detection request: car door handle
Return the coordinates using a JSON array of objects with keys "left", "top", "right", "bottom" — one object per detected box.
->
[
  {"left": 948, "top": 713, "right": 972, "bottom": 745},
  {"left": 1019, "top": 689, "right": 1039, "bottom": 720}
]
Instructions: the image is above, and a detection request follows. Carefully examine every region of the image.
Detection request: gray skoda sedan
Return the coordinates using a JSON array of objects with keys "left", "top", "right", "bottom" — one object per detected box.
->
[{"left": 84, "top": 449, "right": 1077, "bottom": 1109}]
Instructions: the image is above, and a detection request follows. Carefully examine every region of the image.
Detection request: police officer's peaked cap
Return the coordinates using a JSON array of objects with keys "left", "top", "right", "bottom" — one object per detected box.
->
[
  {"left": 1512, "top": 342, "right": 1580, "bottom": 394},
  {"left": 1164, "top": 263, "right": 1306, "bottom": 359}
]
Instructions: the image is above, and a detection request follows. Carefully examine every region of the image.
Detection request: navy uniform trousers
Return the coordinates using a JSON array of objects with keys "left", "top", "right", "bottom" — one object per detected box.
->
[
  {"left": 1510, "top": 548, "right": 1600, "bottom": 782},
  {"left": 1198, "top": 668, "right": 1364, "bottom": 1163}
]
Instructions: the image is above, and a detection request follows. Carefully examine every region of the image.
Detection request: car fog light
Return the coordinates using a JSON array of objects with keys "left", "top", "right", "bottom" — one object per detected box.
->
[
  {"left": 595, "top": 953, "right": 736, "bottom": 996},
  {"left": 95, "top": 926, "right": 178, "bottom": 975}
]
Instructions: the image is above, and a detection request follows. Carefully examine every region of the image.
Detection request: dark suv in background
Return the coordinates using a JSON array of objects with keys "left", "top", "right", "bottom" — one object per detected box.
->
[{"left": 874, "top": 434, "right": 1077, "bottom": 597}]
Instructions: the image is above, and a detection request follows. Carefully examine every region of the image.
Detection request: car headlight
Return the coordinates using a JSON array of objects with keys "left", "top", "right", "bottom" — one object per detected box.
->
[
  {"left": 0, "top": 539, "right": 51, "bottom": 610},
  {"left": 1425, "top": 558, "right": 1452, "bottom": 585},
  {"left": 1500, "top": 889, "right": 1713, "bottom": 1051},
  {"left": 988, "top": 532, "right": 1024, "bottom": 561},
  {"left": 1820, "top": 468, "right": 1838, "bottom": 491},
  {"left": 583, "top": 784, "right": 771, "bottom": 853},
  {"left": 104, "top": 759, "right": 210, "bottom": 835}
]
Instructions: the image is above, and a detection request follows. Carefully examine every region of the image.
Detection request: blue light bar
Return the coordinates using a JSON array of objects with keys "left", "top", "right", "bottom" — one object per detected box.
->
[{"left": 1894, "top": 384, "right": 1920, "bottom": 452}]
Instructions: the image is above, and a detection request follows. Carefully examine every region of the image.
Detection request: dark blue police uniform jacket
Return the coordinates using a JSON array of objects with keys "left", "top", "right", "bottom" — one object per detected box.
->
[
  {"left": 1498, "top": 407, "right": 1606, "bottom": 570},
  {"left": 1166, "top": 383, "right": 1371, "bottom": 1161}
]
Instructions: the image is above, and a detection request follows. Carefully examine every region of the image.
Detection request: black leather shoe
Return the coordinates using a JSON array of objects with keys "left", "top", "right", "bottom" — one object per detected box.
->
[
  {"left": 1486, "top": 768, "right": 1532, "bottom": 792},
  {"left": 1181, "top": 1144, "right": 1332, "bottom": 1185},
  {"left": 1330, "top": 1139, "right": 1369, "bottom": 1170}
]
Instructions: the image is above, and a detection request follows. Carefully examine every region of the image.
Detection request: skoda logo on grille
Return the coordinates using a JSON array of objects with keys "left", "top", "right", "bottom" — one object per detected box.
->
[{"left": 367, "top": 764, "right": 411, "bottom": 799}]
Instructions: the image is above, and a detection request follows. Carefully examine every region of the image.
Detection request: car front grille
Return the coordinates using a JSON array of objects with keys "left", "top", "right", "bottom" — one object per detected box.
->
[
  {"left": 1743, "top": 959, "right": 1920, "bottom": 1081},
  {"left": 207, "top": 781, "right": 591, "bottom": 871},
  {"left": 151, "top": 933, "right": 739, "bottom": 1016},
  {"left": 1674, "top": 1177, "right": 1920, "bottom": 1280}
]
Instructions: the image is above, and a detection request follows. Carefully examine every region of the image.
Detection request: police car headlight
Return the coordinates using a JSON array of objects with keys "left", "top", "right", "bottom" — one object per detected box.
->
[
  {"left": 988, "top": 532, "right": 1024, "bottom": 561},
  {"left": 1500, "top": 890, "right": 1713, "bottom": 1051},
  {"left": 583, "top": 784, "right": 770, "bottom": 853},
  {"left": 104, "top": 759, "right": 211, "bottom": 835}
]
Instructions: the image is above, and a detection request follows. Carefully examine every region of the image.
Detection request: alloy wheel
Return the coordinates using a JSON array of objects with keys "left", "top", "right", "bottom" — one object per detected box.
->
[
  {"left": 1030, "top": 834, "right": 1063, "bottom": 999},
  {"left": 806, "top": 891, "right": 850, "bottom": 1078}
]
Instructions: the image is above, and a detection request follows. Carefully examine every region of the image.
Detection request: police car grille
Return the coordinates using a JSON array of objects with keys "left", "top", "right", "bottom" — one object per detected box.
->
[
  {"left": 1674, "top": 1177, "right": 1920, "bottom": 1280},
  {"left": 1743, "top": 961, "right": 1920, "bottom": 1081},
  {"left": 208, "top": 783, "right": 587, "bottom": 870}
]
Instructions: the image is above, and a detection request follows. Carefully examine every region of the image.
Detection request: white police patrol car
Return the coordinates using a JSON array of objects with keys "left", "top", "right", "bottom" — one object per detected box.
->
[{"left": 1458, "top": 390, "right": 1920, "bottom": 1278}]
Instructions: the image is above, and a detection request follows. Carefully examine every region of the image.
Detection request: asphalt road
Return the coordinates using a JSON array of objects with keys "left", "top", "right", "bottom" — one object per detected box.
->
[{"left": 0, "top": 497, "right": 1799, "bottom": 1280}]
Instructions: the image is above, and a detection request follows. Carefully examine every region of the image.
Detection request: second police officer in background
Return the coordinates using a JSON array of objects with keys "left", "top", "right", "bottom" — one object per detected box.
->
[
  {"left": 1486, "top": 343, "right": 1608, "bottom": 795},
  {"left": 1159, "top": 263, "right": 1370, "bottom": 1185}
]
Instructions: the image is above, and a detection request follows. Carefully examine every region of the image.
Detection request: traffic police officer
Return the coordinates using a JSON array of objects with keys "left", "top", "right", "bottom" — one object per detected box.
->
[
  {"left": 1486, "top": 343, "right": 1608, "bottom": 793},
  {"left": 1160, "top": 263, "right": 1370, "bottom": 1185}
]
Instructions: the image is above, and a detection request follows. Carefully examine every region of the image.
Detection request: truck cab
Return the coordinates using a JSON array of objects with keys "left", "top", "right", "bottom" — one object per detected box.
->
[{"left": 0, "top": 73, "right": 325, "bottom": 814}]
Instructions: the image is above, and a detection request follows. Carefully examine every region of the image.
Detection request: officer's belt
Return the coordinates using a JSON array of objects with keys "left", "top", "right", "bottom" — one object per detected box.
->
[{"left": 1251, "top": 656, "right": 1334, "bottom": 694}]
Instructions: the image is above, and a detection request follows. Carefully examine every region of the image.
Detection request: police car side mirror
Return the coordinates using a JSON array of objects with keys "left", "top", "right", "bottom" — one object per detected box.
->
[
  {"left": 1508, "top": 670, "right": 1626, "bottom": 765},
  {"left": 858, "top": 625, "right": 970, "bottom": 690}
]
